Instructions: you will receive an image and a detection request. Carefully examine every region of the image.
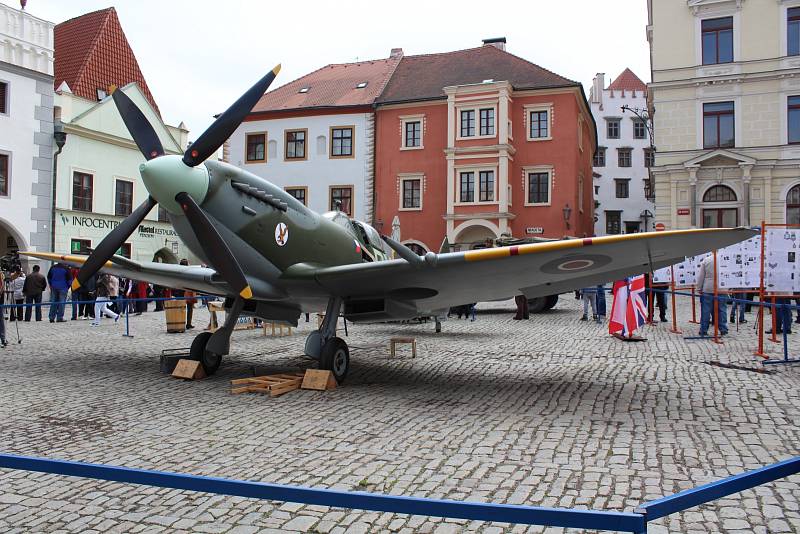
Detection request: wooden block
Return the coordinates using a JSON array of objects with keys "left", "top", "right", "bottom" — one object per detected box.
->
[
  {"left": 269, "top": 379, "right": 301, "bottom": 397},
  {"left": 301, "top": 369, "right": 337, "bottom": 391},
  {"left": 172, "top": 359, "right": 206, "bottom": 380}
]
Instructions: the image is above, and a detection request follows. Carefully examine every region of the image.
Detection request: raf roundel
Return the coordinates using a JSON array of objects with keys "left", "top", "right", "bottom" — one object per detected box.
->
[{"left": 275, "top": 222, "right": 289, "bottom": 247}]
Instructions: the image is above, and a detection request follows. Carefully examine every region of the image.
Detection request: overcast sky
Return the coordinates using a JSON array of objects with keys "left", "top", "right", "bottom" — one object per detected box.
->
[{"left": 11, "top": 0, "right": 650, "bottom": 137}]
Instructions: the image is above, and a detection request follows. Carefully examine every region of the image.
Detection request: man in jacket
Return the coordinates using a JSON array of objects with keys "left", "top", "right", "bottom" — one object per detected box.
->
[
  {"left": 23, "top": 265, "right": 47, "bottom": 321},
  {"left": 47, "top": 262, "right": 72, "bottom": 322},
  {"left": 696, "top": 254, "right": 728, "bottom": 336}
]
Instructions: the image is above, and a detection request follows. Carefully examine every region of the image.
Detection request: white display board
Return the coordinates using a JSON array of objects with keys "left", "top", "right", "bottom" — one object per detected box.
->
[{"left": 764, "top": 228, "right": 800, "bottom": 293}]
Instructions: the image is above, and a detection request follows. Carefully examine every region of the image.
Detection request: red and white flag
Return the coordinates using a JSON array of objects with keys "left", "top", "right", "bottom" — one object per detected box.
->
[{"left": 609, "top": 275, "right": 648, "bottom": 337}]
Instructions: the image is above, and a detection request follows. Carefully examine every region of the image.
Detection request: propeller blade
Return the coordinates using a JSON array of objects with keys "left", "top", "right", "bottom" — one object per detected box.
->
[
  {"left": 175, "top": 192, "right": 253, "bottom": 299},
  {"left": 182, "top": 64, "right": 281, "bottom": 167},
  {"left": 72, "top": 196, "right": 158, "bottom": 291},
  {"left": 112, "top": 89, "right": 165, "bottom": 160}
]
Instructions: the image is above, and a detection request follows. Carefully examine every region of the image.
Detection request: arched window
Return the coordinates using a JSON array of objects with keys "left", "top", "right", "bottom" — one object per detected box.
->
[
  {"left": 702, "top": 185, "right": 738, "bottom": 228},
  {"left": 703, "top": 185, "right": 737, "bottom": 202},
  {"left": 787, "top": 184, "right": 800, "bottom": 225}
]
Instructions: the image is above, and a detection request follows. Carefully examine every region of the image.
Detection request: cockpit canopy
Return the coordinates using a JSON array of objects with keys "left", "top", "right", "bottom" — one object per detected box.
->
[{"left": 322, "top": 211, "right": 392, "bottom": 260}]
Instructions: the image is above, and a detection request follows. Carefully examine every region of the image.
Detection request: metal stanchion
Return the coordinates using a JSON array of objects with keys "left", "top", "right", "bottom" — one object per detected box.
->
[
  {"left": 689, "top": 287, "right": 699, "bottom": 324},
  {"left": 669, "top": 265, "right": 681, "bottom": 334}
]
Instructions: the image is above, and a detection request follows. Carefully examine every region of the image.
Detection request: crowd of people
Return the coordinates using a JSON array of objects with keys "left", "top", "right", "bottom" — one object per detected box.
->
[{"left": 0, "top": 260, "right": 200, "bottom": 346}]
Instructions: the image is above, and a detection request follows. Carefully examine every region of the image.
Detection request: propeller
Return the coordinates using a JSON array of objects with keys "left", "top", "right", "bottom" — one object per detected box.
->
[
  {"left": 175, "top": 192, "right": 252, "bottom": 299},
  {"left": 112, "top": 89, "right": 164, "bottom": 160},
  {"left": 72, "top": 196, "right": 157, "bottom": 290},
  {"left": 182, "top": 64, "right": 281, "bottom": 167},
  {"left": 71, "top": 65, "right": 281, "bottom": 296}
]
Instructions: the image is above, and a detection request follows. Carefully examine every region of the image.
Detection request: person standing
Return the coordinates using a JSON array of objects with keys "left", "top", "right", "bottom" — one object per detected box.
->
[
  {"left": 105, "top": 274, "right": 120, "bottom": 314},
  {"left": 23, "top": 265, "right": 47, "bottom": 322},
  {"left": 650, "top": 283, "right": 668, "bottom": 323},
  {"left": 91, "top": 274, "right": 120, "bottom": 326},
  {"left": 595, "top": 284, "right": 607, "bottom": 320},
  {"left": 0, "top": 270, "right": 7, "bottom": 347},
  {"left": 47, "top": 262, "right": 71, "bottom": 322},
  {"left": 9, "top": 267, "right": 25, "bottom": 322},
  {"left": 513, "top": 295, "right": 529, "bottom": 320},
  {"left": 580, "top": 286, "right": 600, "bottom": 323},
  {"left": 69, "top": 267, "right": 81, "bottom": 320},
  {"left": 696, "top": 254, "right": 728, "bottom": 336},
  {"left": 79, "top": 274, "right": 96, "bottom": 319}
]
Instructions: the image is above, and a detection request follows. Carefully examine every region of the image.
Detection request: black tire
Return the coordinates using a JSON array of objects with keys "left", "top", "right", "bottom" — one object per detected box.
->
[
  {"left": 543, "top": 294, "right": 559, "bottom": 311},
  {"left": 190, "top": 332, "right": 222, "bottom": 376},
  {"left": 319, "top": 337, "right": 349, "bottom": 383},
  {"left": 527, "top": 297, "right": 548, "bottom": 314}
]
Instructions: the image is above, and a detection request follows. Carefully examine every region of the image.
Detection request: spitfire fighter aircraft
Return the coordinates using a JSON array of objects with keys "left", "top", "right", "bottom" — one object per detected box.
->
[{"left": 26, "top": 65, "right": 756, "bottom": 382}]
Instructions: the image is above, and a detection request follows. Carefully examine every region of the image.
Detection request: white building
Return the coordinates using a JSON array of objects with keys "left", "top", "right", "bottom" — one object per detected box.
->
[
  {"left": 54, "top": 83, "right": 196, "bottom": 264},
  {"left": 0, "top": 3, "right": 54, "bottom": 267},
  {"left": 51, "top": 7, "right": 197, "bottom": 264},
  {"left": 648, "top": 0, "right": 800, "bottom": 229},
  {"left": 590, "top": 69, "right": 655, "bottom": 235},
  {"left": 228, "top": 54, "right": 401, "bottom": 221}
]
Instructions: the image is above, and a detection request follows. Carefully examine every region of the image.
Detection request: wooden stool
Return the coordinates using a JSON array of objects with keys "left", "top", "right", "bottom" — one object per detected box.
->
[
  {"left": 262, "top": 322, "right": 293, "bottom": 337},
  {"left": 206, "top": 302, "right": 225, "bottom": 332},
  {"left": 390, "top": 337, "right": 417, "bottom": 358}
]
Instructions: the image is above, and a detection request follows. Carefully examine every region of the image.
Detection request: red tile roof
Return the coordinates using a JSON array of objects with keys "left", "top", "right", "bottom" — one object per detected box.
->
[
  {"left": 54, "top": 7, "right": 159, "bottom": 114},
  {"left": 377, "top": 45, "right": 578, "bottom": 104},
  {"left": 251, "top": 57, "right": 401, "bottom": 113},
  {"left": 607, "top": 68, "right": 647, "bottom": 94}
]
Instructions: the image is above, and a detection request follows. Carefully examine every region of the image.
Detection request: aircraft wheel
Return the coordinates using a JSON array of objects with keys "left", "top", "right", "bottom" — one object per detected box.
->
[
  {"left": 319, "top": 337, "right": 349, "bottom": 383},
  {"left": 543, "top": 294, "right": 559, "bottom": 311},
  {"left": 190, "top": 332, "right": 222, "bottom": 375},
  {"left": 527, "top": 297, "right": 548, "bottom": 314}
]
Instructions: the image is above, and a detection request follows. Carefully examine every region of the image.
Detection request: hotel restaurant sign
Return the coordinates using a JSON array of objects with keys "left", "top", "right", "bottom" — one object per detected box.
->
[{"left": 60, "top": 212, "right": 178, "bottom": 238}]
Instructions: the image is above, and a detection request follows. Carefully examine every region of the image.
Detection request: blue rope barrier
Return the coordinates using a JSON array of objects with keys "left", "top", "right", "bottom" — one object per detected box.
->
[
  {"left": 0, "top": 453, "right": 647, "bottom": 533},
  {"left": 636, "top": 456, "right": 800, "bottom": 521}
]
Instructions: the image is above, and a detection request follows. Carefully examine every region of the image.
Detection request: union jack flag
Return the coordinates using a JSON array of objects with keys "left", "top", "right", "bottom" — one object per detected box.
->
[{"left": 609, "top": 275, "right": 648, "bottom": 337}]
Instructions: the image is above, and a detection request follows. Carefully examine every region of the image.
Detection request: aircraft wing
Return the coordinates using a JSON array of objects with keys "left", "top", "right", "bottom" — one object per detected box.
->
[
  {"left": 287, "top": 227, "right": 756, "bottom": 318},
  {"left": 21, "top": 252, "right": 225, "bottom": 295}
]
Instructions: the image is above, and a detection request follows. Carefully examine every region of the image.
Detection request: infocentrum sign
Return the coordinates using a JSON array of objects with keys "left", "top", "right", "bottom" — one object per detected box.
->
[{"left": 62, "top": 213, "right": 177, "bottom": 237}]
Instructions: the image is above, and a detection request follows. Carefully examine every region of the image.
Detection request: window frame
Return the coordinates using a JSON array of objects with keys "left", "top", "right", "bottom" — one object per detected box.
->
[
  {"left": 478, "top": 170, "right": 495, "bottom": 202},
  {"left": 593, "top": 147, "right": 606, "bottom": 167},
  {"left": 456, "top": 104, "right": 497, "bottom": 140},
  {"left": 703, "top": 101, "right": 735, "bottom": 149},
  {"left": 0, "top": 151, "right": 10, "bottom": 197},
  {"left": 617, "top": 147, "right": 632, "bottom": 168},
  {"left": 787, "top": 184, "right": 800, "bottom": 225},
  {"left": 701, "top": 16, "right": 734, "bottom": 65},
  {"left": 114, "top": 178, "right": 134, "bottom": 217},
  {"left": 71, "top": 169, "right": 94, "bottom": 212},
  {"left": 400, "top": 115, "right": 424, "bottom": 150},
  {"left": 606, "top": 118, "right": 621, "bottom": 139},
  {"left": 454, "top": 165, "right": 498, "bottom": 205},
  {"left": 284, "top": 128, "right": 308, "bottom": 161},
  {"left": 789, "top": 7, "right": 800, "bottom": 56},
  {"left": 116, "top": 243, "right": 132, "bottom": 259},
  {"left": 479, "top": 108, "right": 495, "bottom": 136},
  {"left": 632, "top": 119, "right": 647, "bottom": 140},
  {"left": 329, "top": 185, "right": 354, "bottom": 216},
  {"left": 789, "top": 95, "right": 800, "bottom": 144},
  {"left": 644, "top": 148, "right": 655, "bottom": 168},
  {"left": 523, "top": 166, "right": 553, "bottom": 207},
  {"left": 284, "top": 186, "right": 308, "bottom": 206},
  {"left": 329, "top": 125, "right": 355, "bottom": 158},
  {"left": 244, "top": 132, "right": 267, "bottom": 163},
  {"left": 157, "top": 205, "right": 170, "bottom": 223},
  {"left": 615, "top": 178, "right": 630, "bottom": 199},
  {"left": 0, "top": 79, "right": 8, "bottom": 116},
  {"left": 525, "top": 104, "right": 552, "bottom": 141},
  {"left": 399, "top": 175, "right": 423, "bottom": 211},
  {"left": 605, "top": 211, "right": 622, "bottom": 235}
]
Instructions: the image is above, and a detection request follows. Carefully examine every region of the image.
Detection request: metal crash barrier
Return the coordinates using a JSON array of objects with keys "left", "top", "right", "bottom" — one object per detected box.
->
[{"left": 1, "top": 453, "right": 799, "bottom": 533}]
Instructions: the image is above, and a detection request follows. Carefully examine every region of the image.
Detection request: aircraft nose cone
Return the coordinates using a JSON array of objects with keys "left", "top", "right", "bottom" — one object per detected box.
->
[{"left": 139, "top": 155, "right": 210, "bottom": 213}]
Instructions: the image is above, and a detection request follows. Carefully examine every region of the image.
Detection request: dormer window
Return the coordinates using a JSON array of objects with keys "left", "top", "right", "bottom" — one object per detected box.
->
[
  {"left": 356, "top": 82, "right": 368, "bottom": 89},
  {"left": 298, "top": 87, "right": 310, "bottom": 93},
  {"left": 96, "top": 88, "right": 107, "bottom": 100}
]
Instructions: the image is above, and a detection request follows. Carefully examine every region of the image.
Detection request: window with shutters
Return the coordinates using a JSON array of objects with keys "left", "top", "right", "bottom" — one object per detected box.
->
[{"left": 0, "top": 81, "right": 7, "bottom": 115}]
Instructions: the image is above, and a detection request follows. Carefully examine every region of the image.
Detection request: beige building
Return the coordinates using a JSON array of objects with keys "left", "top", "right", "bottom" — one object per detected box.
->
[{"left": 648, "top": 0, "right": 800, "bottom": 229}]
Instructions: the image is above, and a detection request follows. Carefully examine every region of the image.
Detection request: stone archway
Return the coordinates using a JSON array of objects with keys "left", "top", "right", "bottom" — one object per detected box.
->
[
  {"left": 0, "top": 217, "right": 28, "bottom": 271},
  {"left": 453, "top": 223, "right": 499, "bottom": 251},
  {"left": 152, "top": 247, "right": 178, "bottom": 264}
]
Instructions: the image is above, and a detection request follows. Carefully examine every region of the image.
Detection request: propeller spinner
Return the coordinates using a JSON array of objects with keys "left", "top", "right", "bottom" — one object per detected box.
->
[{"left": 71, "top": 65, "right": 281, "bottom": 297}]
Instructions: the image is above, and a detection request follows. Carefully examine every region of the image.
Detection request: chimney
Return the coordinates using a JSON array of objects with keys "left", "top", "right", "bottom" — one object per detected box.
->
[
  {"left": 390, "top": 48, "right": 404, "bottom": 59},
  {"left": 591, "top": 73, "right": 605, "bottom": 106},
  {"left": 482, "top": 37, "right": 506, "bottom": 51}
]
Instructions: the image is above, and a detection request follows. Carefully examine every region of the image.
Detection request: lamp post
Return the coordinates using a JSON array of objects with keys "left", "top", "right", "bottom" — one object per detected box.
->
[
  {"left": 562, "top": 203, "right": 572, "bottom": 232},
  {"left": 51, "top": 123, "right": 67, "bottom": 254},
  {"left": 621, "top": 104, "right": 655, "bottom": 203}
]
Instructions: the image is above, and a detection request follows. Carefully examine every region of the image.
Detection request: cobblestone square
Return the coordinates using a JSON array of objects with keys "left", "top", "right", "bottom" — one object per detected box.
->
[{"left": 1, "top": 295, "right": 799, "bottom": 533}]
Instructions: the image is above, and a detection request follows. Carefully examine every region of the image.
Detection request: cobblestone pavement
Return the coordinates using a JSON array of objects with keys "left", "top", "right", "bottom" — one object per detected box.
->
[{"left": 1, "top": 294, "right": 799, "bottom": 533}]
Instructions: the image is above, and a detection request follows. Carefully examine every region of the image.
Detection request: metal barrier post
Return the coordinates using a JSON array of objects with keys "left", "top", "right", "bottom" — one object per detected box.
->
[
  {"left": 690, "top": 287, "right": 699, "bottom": 324},
  {"left": 712, "top": 250, "right": 722, "bottom": 345},
  {"left": 123, "top": 298, "right": 133, "bottom": 338},
  {"left": 669, "top": 266, "right": 681, "bottom": 334}
]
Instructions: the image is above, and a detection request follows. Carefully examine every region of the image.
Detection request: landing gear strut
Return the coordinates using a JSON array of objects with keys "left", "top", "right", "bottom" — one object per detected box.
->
[
  {"left": 305, "top": 297, "right": 350, "bottom": 383},
  {"left": 190, "top": 297, "right": 245, "bottom": 376}
]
